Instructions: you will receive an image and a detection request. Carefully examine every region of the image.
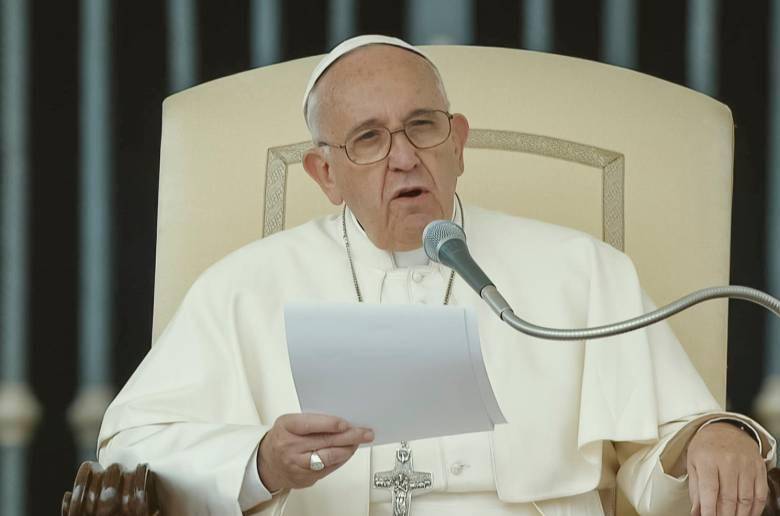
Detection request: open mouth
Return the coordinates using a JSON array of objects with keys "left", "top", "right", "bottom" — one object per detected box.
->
[{"left": 395, "top": 188, "right": 426, "bottom": 199}]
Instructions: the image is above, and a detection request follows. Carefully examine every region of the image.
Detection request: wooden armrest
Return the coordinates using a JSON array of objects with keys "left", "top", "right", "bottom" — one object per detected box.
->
[{"left": 62, "top": 462, "right": 160, "bottom": 516}]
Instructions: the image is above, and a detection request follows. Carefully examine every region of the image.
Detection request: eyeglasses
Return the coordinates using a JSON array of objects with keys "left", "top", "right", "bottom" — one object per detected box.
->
[{"left": 318, "top": 109, "right": 454, "bottom": 165}]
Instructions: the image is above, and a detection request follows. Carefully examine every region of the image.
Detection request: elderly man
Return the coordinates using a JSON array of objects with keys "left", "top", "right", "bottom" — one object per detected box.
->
[{"left": 98, "top": 35, "right": 775, "bottom": 516}]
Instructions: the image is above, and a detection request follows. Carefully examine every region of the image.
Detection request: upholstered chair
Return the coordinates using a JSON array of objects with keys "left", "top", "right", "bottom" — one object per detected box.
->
[{"left": 64, "top": 46, "right": 779, "bottom": 516}]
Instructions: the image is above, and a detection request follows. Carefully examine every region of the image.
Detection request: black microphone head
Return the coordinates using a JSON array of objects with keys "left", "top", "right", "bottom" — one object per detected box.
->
[{"left": 422, "top": 220, "right": 466, "bottom": 263}]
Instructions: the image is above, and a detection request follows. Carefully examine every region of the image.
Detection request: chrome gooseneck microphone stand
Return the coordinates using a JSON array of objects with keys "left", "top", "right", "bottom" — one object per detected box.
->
[{"left": 423, "top": 220, "right": 780, "bottom": 341}]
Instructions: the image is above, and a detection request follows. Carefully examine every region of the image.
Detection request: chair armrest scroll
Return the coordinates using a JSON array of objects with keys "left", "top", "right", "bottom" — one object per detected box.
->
[{"left": 61, "top": 461, "right": 161, "bottom": 516}]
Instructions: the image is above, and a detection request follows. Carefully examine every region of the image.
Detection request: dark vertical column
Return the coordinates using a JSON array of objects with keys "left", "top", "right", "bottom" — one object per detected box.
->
[
  {"left": 552, "top": 0, "right": 601, "bottom": 60},
  {"left": 719, "top": 1, "right": 770, "bottom": 418},
  {"left": 27, "top": 1, "right": 79, "bottom": 512},
  {"left": 637, "top": 0, "right": 686, "bottom": 85},
  {"left": 112, "top": 0, "right": 166, "bottom": 387},
  {"left": 358, "top": 1, "right": 405, "bottom": 40},
  {"left": 199, "top": 2, "right": 250, "bottom": 81}
]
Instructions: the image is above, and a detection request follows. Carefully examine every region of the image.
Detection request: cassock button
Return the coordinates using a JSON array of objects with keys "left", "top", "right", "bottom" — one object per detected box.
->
[
  {"left": 449, "top": 462, "right": 466, "bottom": 475},
  {"left": 412, "top": 271, "right": 424, "bottom": 283}
]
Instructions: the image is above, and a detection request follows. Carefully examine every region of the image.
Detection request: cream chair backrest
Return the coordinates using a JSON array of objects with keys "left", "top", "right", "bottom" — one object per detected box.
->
[{"left": 154, "top": 46, "right": 733, "bottom": 407}]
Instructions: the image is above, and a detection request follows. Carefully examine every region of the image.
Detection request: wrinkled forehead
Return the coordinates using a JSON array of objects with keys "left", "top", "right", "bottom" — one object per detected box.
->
[
  {"left": 303, "top": 42, "right": 442, "bottom": 119},
  {"left": 312, "top": 47, "right": 446, "bottom": 138}
]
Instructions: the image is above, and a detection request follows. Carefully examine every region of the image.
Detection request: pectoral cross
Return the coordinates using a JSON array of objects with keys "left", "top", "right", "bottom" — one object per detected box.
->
[{"left": 373, "top": 441, "right": 432, "bottom": 516}]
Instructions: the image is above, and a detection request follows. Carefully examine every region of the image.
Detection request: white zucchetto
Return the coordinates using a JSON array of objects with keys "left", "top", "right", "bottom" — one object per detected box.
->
[{"left": 301, "top": 34, "right": 433, "bottom": 121}]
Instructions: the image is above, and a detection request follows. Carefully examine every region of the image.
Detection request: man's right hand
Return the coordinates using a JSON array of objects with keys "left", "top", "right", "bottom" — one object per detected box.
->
[{"left": 258, "top": 413, "right": 374, "bottom": 492}]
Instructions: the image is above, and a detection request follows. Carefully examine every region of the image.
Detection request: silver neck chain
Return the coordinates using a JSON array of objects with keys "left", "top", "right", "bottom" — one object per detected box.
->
[{"left": 342, "top": 194, "right": 464, "bottom": 305}]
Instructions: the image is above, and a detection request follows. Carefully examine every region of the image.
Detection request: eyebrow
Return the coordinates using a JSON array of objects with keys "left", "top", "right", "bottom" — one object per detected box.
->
[
  {"left": 344, "top": 107, "right": 442, "bottom": 138},
  {"left": 346, "top": 118, "right": 384, "bottom": 138}
]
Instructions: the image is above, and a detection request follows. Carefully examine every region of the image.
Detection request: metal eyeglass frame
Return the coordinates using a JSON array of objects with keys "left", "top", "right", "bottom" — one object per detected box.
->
[{"left": 317, "top": 110, "right": 454, "bottom": 165}]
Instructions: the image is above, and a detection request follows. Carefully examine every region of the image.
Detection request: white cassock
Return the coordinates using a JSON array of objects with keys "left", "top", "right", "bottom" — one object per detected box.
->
[{"left": 97, "top": 203, "right": 776, "bottom": 516}]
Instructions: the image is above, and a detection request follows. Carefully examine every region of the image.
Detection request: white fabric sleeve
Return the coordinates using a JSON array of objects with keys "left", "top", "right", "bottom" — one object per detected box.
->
[
  {"left": 239, "top": 445, "right": 273, "bottom": 510},
  {"left": 97, "top": 268, "right": 288, "bottom": 515},
  {"left": 616, "top": 411, "right": 777, "bottom": 516},
  {"left": 98, "top": 423, "right": 285, "bottom": 515}
]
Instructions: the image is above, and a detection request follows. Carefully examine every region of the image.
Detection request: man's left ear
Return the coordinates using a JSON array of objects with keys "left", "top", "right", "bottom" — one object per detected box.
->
[{"left": 451, "top": 114, "right": 469, "bottom": 175}]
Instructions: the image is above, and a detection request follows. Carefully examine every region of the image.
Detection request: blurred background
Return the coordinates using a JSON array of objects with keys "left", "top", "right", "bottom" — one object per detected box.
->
[{"left": 1, "top": 0, "right": 779, "bottom": 514}]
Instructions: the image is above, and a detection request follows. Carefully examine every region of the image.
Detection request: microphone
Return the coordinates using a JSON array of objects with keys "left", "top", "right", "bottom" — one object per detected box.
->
[
  {"left": 422, "top": 221, "right": 491, "bottom": 293},
  {"left": 423, "top": 220, "right": 511, "bottom": 316},
  {"left": 421, "top": 219, "right": 780, "bottom": 340}
]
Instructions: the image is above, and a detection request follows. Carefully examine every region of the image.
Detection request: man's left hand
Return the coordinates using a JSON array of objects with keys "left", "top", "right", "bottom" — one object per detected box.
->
[{"left": 687, "top": 421, "right": 768, "bottom": 516}]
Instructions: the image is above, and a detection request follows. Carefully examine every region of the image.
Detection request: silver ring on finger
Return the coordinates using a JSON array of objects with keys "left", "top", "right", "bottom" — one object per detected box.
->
[{"left": 309, "top": 451, "right": 325, "bottom": 471}]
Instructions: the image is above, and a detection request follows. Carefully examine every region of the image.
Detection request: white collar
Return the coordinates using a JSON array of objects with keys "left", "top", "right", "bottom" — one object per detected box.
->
[
  {"left": 345, "top": 199, "right": 462, "bottom": 271},
  {"left": 393, "top": 247, "right": 429, "bottom": 267}
]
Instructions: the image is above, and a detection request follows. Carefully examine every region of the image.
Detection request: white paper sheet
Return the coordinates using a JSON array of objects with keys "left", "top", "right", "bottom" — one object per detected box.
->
[{"left": 284, "top": 303, "right": 506, "bottom": 446}]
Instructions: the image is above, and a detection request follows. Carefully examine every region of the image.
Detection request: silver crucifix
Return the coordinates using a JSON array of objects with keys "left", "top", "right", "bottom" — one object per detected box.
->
[{"left": 373, "top": 441, "right": 432, "bottom": 516}]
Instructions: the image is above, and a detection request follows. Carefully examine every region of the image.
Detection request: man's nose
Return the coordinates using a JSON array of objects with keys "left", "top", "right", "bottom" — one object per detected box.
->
[{"left": 387, "top": 130, "right": 420, "bottom": 172}]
